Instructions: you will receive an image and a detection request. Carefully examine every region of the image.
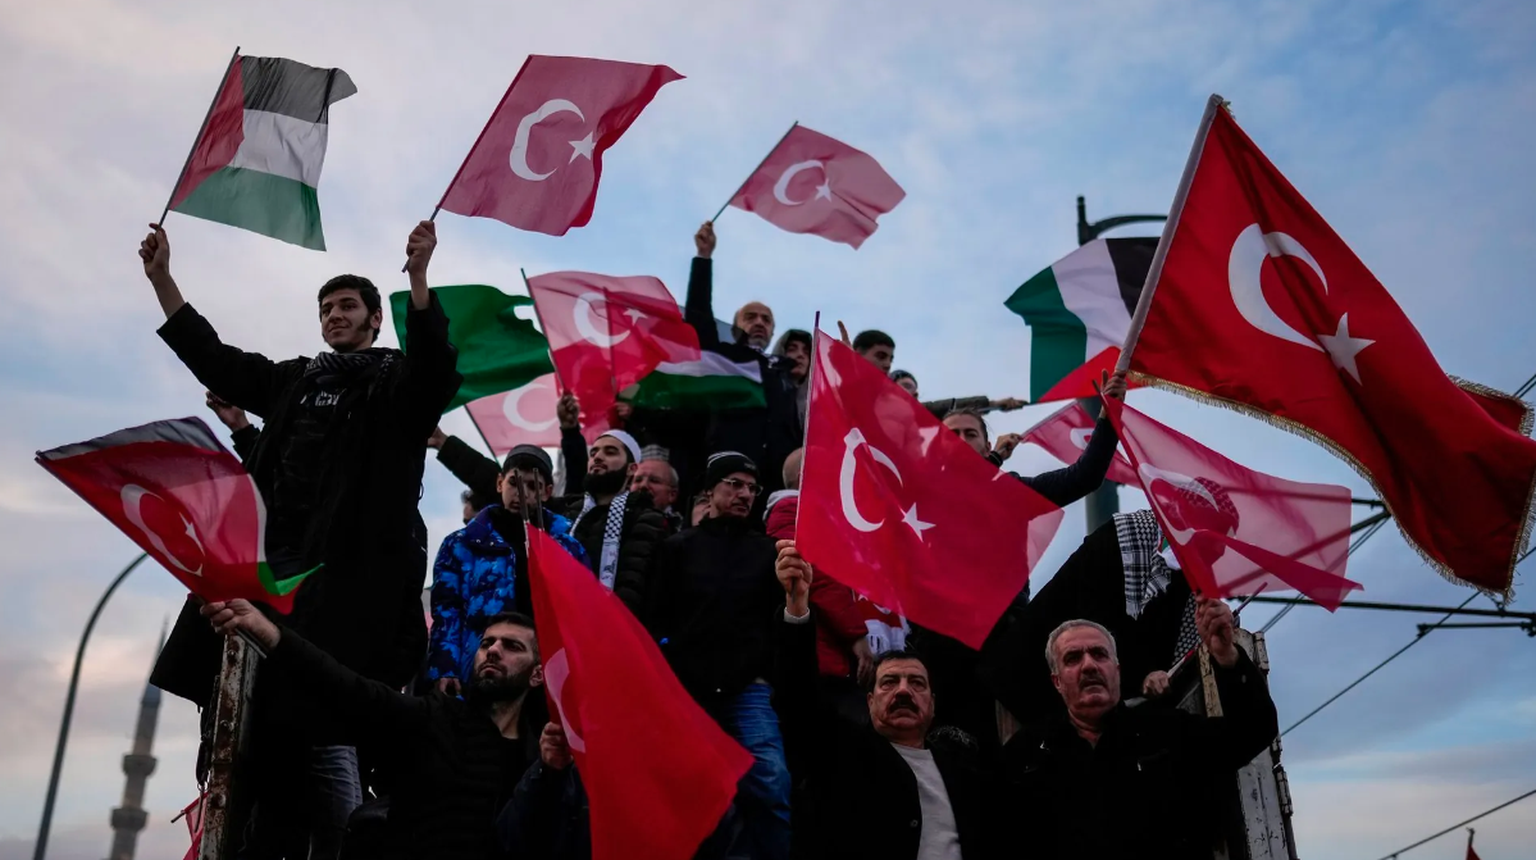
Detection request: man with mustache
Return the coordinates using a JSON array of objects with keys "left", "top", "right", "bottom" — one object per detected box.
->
[
  {"left": 645, "top": 451, "right": 790, "bottom": 859},
  {"left": 773, "top": 541, "right": 997, "bottom": 860},
  {"left": 201, "top": 601, "right": 546, "bottom": 860},
  {"left": 553, "top": 428, "right": 668, "bottom": 616},
  {"left": 683, "top": 222, "right": 803, "bottom": 497},
  {"left": 1000, "top": 607, "right": 1278, "bottom": 859}
]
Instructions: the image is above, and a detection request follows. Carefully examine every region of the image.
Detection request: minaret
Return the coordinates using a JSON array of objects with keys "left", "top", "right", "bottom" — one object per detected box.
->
[{"left": 106, "top": 623, "right": 166, "bottom": 860}]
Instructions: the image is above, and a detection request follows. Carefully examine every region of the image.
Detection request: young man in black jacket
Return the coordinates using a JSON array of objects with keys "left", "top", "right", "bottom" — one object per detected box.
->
[
  {"left": 645, "top": 451, "right": 789, "bottom": 860},
  {"left": 141, "top": 221, "right": 461, "bottom": 859},
  {"left": 202, "top": 601, "right": 544, "bottom": 860},
  {"left": 1000, "top": 609, "right": 1278, "bottom": 859},
  {"left": 773, "top": 541, "right": 997, "bottom": 860}
]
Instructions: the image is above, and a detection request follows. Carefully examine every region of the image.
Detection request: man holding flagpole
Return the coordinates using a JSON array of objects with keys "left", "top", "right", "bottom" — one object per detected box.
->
[{"left": 140, "top": 220, "right": 462, "bottom": 859}]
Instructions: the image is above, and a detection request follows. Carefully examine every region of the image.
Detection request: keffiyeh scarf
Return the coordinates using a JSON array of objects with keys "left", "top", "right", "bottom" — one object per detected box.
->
[
  {"left": 573, "top": 491, "right": 630, "bottom": 590},
  {"left": 1114, "top": 509, "right": 1200, "bottom": 662}
]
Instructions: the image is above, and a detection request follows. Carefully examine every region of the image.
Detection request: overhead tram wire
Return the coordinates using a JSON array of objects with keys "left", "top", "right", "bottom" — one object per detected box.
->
[
  {"left": 1515, "top": 370, "right": 1536, "bottom": 399},
  {"left": 1376, "top": 786, "right": 1536, "bottom": 859},
  {"left": 1280, "top": 541, "right": 1533, "bottom": 738}
]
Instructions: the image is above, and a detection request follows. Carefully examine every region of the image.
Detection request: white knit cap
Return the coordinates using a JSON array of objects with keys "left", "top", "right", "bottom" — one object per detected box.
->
[{"left": 596, "top": 429, "right": 642, "bottom": 465}]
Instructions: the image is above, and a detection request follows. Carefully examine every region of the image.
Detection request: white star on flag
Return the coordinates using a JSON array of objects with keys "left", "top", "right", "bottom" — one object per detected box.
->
[
  {"left": 1317, "top": 313, "right": 1375, "bottom": 384},
  {"left": 568, "top": 132, "right": 595, "bottom": 162},
  {"left": 902, "top": 504, "right": 934, "bottom": 538}
]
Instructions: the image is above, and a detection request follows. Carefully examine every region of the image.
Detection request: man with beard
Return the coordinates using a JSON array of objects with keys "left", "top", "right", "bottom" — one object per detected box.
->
[
  {"left": 142, "top": 221, "right": 460, "bottom": 859},
  {"left": 429, "top": 445, "right": 587, "bottom": 696},
  {"left": 645, "top": 451, "right": 789, "bottom": 860},
  {"left": 684, "top": 222, "right": 802, "bottom": 496},
  {"left": 773, "top": 541, "right": 997, "bottom": 860},
  {"left": 772, "top": 328, "right": 812, "bottom": 428},
  {"left": 554, "top": 428, "right": 668, "bottom": 616},
  {"left": 202, "top": 601, "right": 546, "bottom": 860},
  {"left": 999, "top": 611, "right": 1277, "bottom": 859}
]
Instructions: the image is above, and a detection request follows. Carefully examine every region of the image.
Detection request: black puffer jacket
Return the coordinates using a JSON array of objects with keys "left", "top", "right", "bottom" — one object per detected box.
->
[
  {"left": 556, "top": 490, "right": 668, "bottom": 617},
  {"left": 644, "top": 515, "right": 782, "bottom": 707}
]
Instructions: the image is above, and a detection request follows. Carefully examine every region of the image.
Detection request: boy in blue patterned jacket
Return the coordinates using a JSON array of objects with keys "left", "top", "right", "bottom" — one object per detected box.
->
[{"left": 429, "top": 444, "right": 588, "bottom": 695}]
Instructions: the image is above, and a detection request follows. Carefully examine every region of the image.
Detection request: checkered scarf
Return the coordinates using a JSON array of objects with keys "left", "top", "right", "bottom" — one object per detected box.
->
[
  {"left": 1114, "top": 509, "right": 1200, "bottom": 661},
  {"left": 573, "top": 491, "right": 629, "bottom": 590}
]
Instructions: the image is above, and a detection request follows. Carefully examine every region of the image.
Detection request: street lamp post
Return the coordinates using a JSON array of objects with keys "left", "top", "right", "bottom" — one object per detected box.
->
[
  {"left": 33, "top": 552, "right": 149, "bottom": 860},
  {"left": 1076, "top": 195, "right": 1167, "bottom": 533}
]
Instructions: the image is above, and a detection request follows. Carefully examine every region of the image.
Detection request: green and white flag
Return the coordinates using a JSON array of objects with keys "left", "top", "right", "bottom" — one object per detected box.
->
[
  {"left": 1004, "top": 237, "right": 1155, "bottom": 401},
  {"left": 167, "top": 53, "right": 356, "bottom": 250}
]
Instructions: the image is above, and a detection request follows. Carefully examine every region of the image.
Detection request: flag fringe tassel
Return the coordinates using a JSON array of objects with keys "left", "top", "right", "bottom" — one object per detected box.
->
[{"left": 1127, "top": 370, "right": 1531, "bottom": 603}]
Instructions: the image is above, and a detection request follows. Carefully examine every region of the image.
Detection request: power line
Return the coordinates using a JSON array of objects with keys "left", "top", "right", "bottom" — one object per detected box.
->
[
  {"left": 1260, "top": 514, "right": 1389, "bottom": 634},
  {"left": 1516, "top": 370, "right": 1536, "bottom": 399},
  {"left": 1377, "top": 786, "right": 1536, "bottom": 859},
  {"left": 1281, "top": 593, "right": 1478, "bottom": 736}
]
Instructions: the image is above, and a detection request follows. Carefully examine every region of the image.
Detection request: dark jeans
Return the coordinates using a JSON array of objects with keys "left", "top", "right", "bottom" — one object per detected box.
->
[
  {"left": 717, "top": 683, "right": 791, "bottom": 860},
  {"left": 238, "top": 745, "right": 361, "bottom": 860}
]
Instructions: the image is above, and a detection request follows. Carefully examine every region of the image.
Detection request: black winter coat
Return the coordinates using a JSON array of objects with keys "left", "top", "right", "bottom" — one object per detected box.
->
[
  {"left": 556, "top": 490, "right": 668, "bottom": 617},
  {"left": 683, "top": 257, "right": 801, "bottom": 496},
  {"left": 152, "top": 297, "right": 461, "bottom": 705},
  {"left": 998, "top": 649, "right": 1279, "bottom": 860},
  {"left": 263, "top": 627, "right": 539, "bottom": 860},
  {"left": 644, "top": 515, "right": 782, "bottom": 707},
  {"left": 776, "top": 614, "right": 998, "bottom": 860}
]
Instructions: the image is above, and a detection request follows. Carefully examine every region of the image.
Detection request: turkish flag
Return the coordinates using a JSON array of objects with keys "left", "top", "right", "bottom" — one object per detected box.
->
[
  {"left": 1103, "top": 398, "right": 1362, "bottom": 609},
  {"left": 1022, "top": 401, "right": 1139, "bottom": 485},
  {"left": 527, "top": 271, "right": 697, "bottom": 429},
  {"left": 729, "top": 124, "right": 905, "bottom": 249},
  {"left": 1130, "top": 105, "right": 1536, "bottom": 595},
  {"left": 797, "top": 331, "right": 1064, "bottom": 648},
  {"left": 437, "top": 55, "right": 682, "bottom": 236},
  {"left": 464, "top": 373, "right": 612, "bottom": 456},
  {"left": 36, "top": 418, "right": 313, "bottom": 612},
  {"left": 526, "top": 527, "right": 750, "bottom": 860}
]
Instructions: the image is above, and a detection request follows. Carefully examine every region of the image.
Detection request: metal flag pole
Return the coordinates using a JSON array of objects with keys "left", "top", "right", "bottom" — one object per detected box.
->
[
  {"left": 711, "top": 121, "right": 799, "bottom": 223},
  {"left": 156, "top": 46, "right": 241, "bottom": 227}
]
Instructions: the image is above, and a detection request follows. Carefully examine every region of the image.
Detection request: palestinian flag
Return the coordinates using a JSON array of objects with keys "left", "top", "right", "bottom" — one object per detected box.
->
[
  {"left": 167, "top": 53, "right": 356, "bottom": 250},
  {"left": 389, "top": 284, "right": 555, "bottom": 411},
  {"left": 1005, "top": 237, "right": 1155, "bottom": 401},
  {"left": 36, "top": 417, "right": 315, "bottom": 613},
  {"left": 629, "top": 352, "right": 765, "bottom": 410}
]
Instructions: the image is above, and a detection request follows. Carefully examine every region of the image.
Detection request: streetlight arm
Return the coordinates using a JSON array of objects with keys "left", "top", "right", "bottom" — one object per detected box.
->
[{"left": 33, "top": 552, "right": 149, "bottom": 860}]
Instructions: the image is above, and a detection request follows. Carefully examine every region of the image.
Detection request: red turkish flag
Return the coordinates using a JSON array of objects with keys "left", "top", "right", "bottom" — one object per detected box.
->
[
  {"left": 1022, "top": 401, "right": 1139, "bottom": 486},
  {"left": 729, "top": 124, "right": 905, "bottom": 249},
  {"left": 437, "top": 55, "right": 682, "bottom": 236},
  {"left": 527, "top": 271, "right": 697, "bottom": 428},
  {"left": 1103, "top": 398, "right": 1362, "bottom": 609},
  {"left": 1130, "top": 105, "right": 1536, "bottom": 595},
  {"left": 797, "top": 331, "right": 1064, "bottom": 648},
  {"left": 36, "top": 418, "right": 313, "bottom": 612},
  {"left": 464, "top": 373, "right": 612, "bottom": 457},
  {"left": 526, "top": 527, "right": 750, "bottom": 860}
]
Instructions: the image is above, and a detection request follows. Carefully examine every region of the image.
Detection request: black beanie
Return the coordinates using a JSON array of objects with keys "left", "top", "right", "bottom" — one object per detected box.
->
[{"left": 704, "top": 451, "right": 759, "bottom": 489}]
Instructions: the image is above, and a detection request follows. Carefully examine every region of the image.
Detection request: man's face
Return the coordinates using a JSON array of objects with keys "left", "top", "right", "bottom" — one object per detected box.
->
[
  {"left": 461, "top": 499, "right": 477, "bottom": 525},
  {"left": 708, "top": 471, "right": 759, "bottom": 519},
  {"left": 896, "top": 376, "right": 919, "bottom": 397},
  {"left": 470, "top": 621, "right": 542, "bottom": 701},
  {"left": 629, "top": 460, "right": 678, "bottom": 508},
  {"left": 691, "top": 495, "right": 712, "bottom": 526},
  {"left": 782, "top": 340, "right": 810, "bottom": 381},
  {"left": 735, "top": 303, "right": 775, "bottom": 350},
  {"left": 1051, "top": 626, "right": 1122, "bottom": 724},
  {"left": 867, "top": 658, "right": 934, "bottom": 740},
  {"left": 587, "top": 436, "right": 634, "bottom": 479},
  {"left": 319, "top": 288, "right": 380, "bottom": 353},
  {"left": 943, "top": 413, "right": 988, "bottom": 457},
  {"left": 860, "top": 344, "right": 895, "bottom": 373},
  {"left": 498, "top": 468, "right": 552, "bottom": 515}
]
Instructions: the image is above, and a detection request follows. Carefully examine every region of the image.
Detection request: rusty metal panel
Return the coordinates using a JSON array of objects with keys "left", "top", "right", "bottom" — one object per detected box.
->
[{"left": 198, "top": 635, "right": 260, "bottom": 860}]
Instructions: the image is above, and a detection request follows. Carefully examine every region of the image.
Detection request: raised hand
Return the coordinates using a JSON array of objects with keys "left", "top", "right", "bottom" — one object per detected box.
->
[
  {"left": 694, "top": 221, "right": 716, "bottom": 259},
  {"left": 541, "top": 721, "right": 574, "bottom": 770},
  {"left": 774, "top": 539, "right": 813, "bottom": 617},
  {"left": 205, "top": 391, "right": 250, "bottom": 432},
  {"left": 200, "top": 598, "right": 281, "bottom": 650},
  {"left": 1195, "top": 596, "right": 1240, "bottom": 667},
  {"left": 405, "top": 220, "right": 437, "bottom": 278},
  {"left": 557, "top": 393, "right": 581, "bottom": 430},
  {"left": 992, "top": 432, "right": 1022, "bottom": 463},
  {"left": 139, "top": 223, "right": 170, "bottom": 281},
  {"left": 1101, "top": 369, "right": 1128, "bottom": 401}
]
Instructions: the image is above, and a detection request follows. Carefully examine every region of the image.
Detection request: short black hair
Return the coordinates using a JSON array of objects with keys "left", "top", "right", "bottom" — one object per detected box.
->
[
  {"left": 318, "top": 275, "right": 382, "bottom": 341},
  {"left": 865, "top": 647, "right": 930, "bottom": 693},
  {"left": 477, "top": 611, "right": 538, "bottom": 657},
  {"left": 945, "top": 407, "right": 989, "bottom": 443},
  {"left": 853, "top": 329, "right": 895, "bottom": 353}
]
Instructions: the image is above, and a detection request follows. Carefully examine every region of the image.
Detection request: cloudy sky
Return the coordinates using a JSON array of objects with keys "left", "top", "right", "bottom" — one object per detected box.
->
[{"left": 3, "top": 0, "right": 1534, "bottom": 858}]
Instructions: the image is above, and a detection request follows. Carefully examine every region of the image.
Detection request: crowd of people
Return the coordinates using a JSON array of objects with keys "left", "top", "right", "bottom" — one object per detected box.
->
[{"left": 141, "top": 217, "right": 1279, "bottom": 860}]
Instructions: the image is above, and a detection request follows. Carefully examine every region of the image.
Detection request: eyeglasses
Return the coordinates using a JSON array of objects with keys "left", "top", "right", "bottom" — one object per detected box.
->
[{"left": 719, "top": 477, "right": 762, "bottom": 497}]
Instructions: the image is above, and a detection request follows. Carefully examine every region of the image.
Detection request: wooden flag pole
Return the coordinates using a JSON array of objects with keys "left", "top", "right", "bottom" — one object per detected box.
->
[
  {"left": 1114, "top": 94, "right": 1227, "bottom": 374},
  {"left": 710, "top": 121, "right": 798, "bottom": 224},
  {"left": 157, "top": 46, "right": 241, "bottom": 227}
]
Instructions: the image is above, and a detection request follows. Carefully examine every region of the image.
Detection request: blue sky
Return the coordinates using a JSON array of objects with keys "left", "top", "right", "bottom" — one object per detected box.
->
[{"left": 2, "top": 1, "right": 1534, "bottom": 858}]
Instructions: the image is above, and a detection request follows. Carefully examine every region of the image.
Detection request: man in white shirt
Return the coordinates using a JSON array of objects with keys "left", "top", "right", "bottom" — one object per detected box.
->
[{"left": 773, "top": 540, "right": 995, "bottom": 860}]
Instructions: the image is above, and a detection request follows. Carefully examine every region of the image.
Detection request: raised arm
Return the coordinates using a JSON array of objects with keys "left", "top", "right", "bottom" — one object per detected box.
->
[
  {"left": 431, "top": 430, "right": 501, "bottom": 505},
  {"left": 558, "top": 394, "right": 588, "bottom": 495},
  {"left": 1017, "top": 372, "right": 1128, "bottom": 507},
  {"left": 1174, "top": 597, "right": 1280, "bottom": 771},
  {"left": 684, "top": 222, "right": 720, "bottom": 348},
  {"left": 202, "top": 599, "right": 429, "bottom": 740},
  {"left": 394, "top": 222, "right": 464, "bottom": 439}
]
